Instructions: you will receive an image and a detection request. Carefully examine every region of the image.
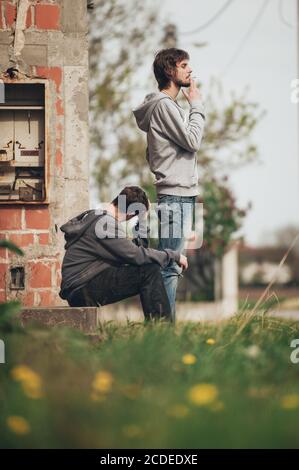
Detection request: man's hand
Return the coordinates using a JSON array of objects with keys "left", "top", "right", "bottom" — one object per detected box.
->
[
  {"left": 181, "top": 79, "right": 201, "bottom": 104},
  {"left": 178, "top": 254, "right": 188, "bottom": 271}
]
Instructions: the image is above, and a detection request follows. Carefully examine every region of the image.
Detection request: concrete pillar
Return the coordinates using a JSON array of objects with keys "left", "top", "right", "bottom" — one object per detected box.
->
[{"left": 221, "top": 242, "right": 239, "bottom": 316}]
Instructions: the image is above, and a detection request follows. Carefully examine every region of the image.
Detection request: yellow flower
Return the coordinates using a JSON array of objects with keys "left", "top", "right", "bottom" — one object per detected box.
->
[
  {"left": 122, "top": 424, "right": 142, "bottom": 438},
  {"left": 188, "top": 383, "right": 219, "bottom": 406},
  {"left": 206, "top": 338, "right": 216, "bottom": 345},
  {"left": 281, "top": 394, "right": 299, "bottom": 410},
  {"left": 167, "top": 404, "right": 189, "bottom": 418},
  {"left": 92, "top": 371, "right": 113, "bottom": 393},
  {"left": 7, "top": 416, "right": 30, "bottom": 435},
  {"left": 11, "top": 365, "right": 40, "bottom": 384},
  {"left": 11, "top": 365, "right": 43, "bottom": 399},
  {"left": 182, "top": 354, "right": 197, "bottom": 365}
]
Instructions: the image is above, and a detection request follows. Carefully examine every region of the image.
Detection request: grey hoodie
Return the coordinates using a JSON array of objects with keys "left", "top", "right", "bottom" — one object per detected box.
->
[{"left": 133, "top": 92, "right": 205, "bottom": 197}]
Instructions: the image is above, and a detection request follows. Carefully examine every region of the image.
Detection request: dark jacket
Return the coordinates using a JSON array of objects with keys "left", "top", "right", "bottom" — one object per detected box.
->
[{"left": 59, "top": 209, "right": 180, "bottom": 300}]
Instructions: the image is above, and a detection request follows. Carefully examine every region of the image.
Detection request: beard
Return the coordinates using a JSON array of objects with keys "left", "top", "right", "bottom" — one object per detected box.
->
[{"left": 174, "top": 77, "right": 191, "bottom": 88}]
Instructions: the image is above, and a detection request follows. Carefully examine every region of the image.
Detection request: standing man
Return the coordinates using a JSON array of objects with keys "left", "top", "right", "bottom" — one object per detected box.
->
[{"left": 133, "top": 48, "right": 205, "bottom": 321}]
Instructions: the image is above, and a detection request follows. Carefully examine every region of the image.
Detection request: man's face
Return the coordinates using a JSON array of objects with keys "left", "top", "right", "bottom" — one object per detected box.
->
[{"left": 173, "top": 59, "right": 192, "bottom": 88}]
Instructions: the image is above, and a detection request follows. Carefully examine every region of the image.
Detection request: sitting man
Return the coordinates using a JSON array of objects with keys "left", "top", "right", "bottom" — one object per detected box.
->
[{"left": 59, "top": 186, "right": 188, "bottom": 322}]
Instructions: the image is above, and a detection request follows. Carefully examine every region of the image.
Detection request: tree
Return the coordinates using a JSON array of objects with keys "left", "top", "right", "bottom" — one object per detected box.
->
[{"left": 88, "top": 0, "right": 160, "bottom": 201}]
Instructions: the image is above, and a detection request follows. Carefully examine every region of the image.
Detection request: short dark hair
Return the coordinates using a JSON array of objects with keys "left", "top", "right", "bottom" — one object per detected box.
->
[
  {"left": 153, "top": 48, "right": 190, "bottom": 91},
  {"left": 112, "top": 186, "right": 149, "bottom": 214}
]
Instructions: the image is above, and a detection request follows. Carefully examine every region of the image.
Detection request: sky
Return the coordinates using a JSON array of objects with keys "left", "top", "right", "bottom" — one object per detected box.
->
[{"left": 159, "top": 0, "right": 299, "bottom": 245}]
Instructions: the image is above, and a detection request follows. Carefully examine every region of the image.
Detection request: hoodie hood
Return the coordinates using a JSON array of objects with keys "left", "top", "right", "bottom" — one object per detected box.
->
[
  {"left": 60, "top": 210, "right": 105, "bottom": 249},
  {"left": 133, "top": 92, "right": 170, "bottom": 132}
]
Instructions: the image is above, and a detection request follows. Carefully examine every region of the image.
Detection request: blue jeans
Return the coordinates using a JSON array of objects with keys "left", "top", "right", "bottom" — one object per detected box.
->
[{"left": 157, "top": 194, "right": 196, "bottom": 322}]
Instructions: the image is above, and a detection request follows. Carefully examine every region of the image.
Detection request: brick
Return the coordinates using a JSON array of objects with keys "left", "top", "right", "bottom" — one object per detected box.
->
[
  {"left": 0, "top": 290, "right": 6, "bottom": 302},
  {"left": 38, "top": 233, "right": 49, "bottom": 245},
  {"left": 0, "top": 237, "right": 7, "bottom": 260},
  {"left": 55, "top": 149, "right": 62, "bottom": 169},
  {"left": 25, "top": 208, "right": 50, "bottom": 230},
  {"left": 0, "top": 208, "right": 22, "bottom": 230},
  {"left": 56, "top": 98, "right": 63, "bottom": 115},
  {"left": 35, "top": 4, "right": 60, "bottom": 30},
  {"left": 22, "top": 290, "right": 35, "bottom": 307},
  {"left": 21, "top": 45, "right": 48, "bottom": 66},
  {"left": 5, "top": 2, "right": 16, "bottom": 27},
  {"left": 26, "top": 5, "right": 33, "bottom": 28},
  {"left": 36, "top": 66, "right": 62, "bottom": 94},
  {"left": 61, "top": 0, "right": 87, "bottom": 34},
  {"left": 9, "top": 233, "right": 34, "bottom": 248},
  {"left": 29, "top": 261, "right": 52, "bottom": 288},
  {"left": 36, "top": 290, "right": 53, "bottom": 306},
  {"left": 0, "top": 262, "right": 7, "bottom": 280}
]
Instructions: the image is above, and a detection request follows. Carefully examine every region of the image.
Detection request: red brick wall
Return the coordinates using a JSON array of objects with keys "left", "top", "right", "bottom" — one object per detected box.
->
[
  {"left": 0, "top": 1, "right": 61, "bottom": 31},
  {"left": 0, "top": 207, "right": 61, "bottom": 306},
  {"left": 0, "top": 1, "right": 65, "bottom": 307}
]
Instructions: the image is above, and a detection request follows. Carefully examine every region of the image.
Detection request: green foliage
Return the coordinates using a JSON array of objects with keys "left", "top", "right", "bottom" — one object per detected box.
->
[
  {"left": 1, "top": 315, "right": 299, "bottom": 448},
  {"left": 0, "top": 301, "right": 22, "bottom": 332},
  {"left": 0, "top": 240, "right": 23, "bottom": 256},
  {"left": 198, "top": 80, "right": 265, "bottom": 174},
  {"left": 0, "top": 239, "right": 23, "bottom": 330},
  {"left": 200, "top": 176, "right": 248, "bottom": 257}
]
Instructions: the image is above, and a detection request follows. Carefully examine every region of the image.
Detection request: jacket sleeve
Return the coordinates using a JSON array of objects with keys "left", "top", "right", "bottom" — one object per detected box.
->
[
  {"left": 93, "top": 217, "right": 180, "bottom": 268},
  {"left": 97, "top": 236, "right": 180, "bottom": 268},
  {"left": 150, "top": 98, "right": 205, "bottom": 153}
]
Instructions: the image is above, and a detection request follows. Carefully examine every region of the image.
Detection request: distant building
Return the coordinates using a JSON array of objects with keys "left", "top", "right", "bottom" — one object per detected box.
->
[{"left": 239, "top": 244, "right": 298, "bottom": 287}]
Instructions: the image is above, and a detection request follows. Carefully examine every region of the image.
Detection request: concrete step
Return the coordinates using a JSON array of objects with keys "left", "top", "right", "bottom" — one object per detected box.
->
[
  {"left": 20, "top": 306, "right": 99, "bottom": 333},
  {"left": 19, "top": 301, "right": 237, "bottom": 333}
]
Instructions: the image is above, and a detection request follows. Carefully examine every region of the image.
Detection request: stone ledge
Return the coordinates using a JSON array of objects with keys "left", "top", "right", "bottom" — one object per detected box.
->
[
  {"left": 19, "top": 301, "right": 241, "bottom": 333},
  {"left": 20, "top": 306, "right": 99, "bottom": 333}
]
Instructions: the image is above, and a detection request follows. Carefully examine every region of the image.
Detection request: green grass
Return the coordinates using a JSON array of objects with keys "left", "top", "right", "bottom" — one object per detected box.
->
[{"left": 1, "top": 312, "right": 299, "bottom": 448}]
